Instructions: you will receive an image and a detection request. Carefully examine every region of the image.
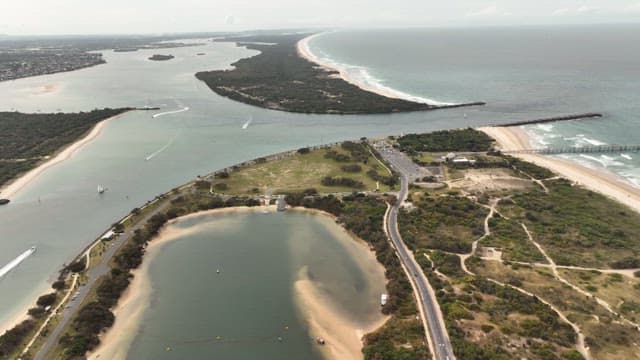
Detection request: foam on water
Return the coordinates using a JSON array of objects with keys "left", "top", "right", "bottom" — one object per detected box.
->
[{"left": 311, "top": 48, "right": 454, "bottom": 107}]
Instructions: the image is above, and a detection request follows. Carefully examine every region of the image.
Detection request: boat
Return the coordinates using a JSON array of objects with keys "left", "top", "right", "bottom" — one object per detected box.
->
[
  {"left": 216, "top": 269, "right": 220, "bottom": 274},
  {"left": 97, "top": 185, "right": 105, "bottom": 194},
  {"left": 0, "top": 199, "right": 10, "bottom": 205}
]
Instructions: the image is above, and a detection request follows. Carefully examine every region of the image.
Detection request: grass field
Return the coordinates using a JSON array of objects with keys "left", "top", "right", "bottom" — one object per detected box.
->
[{"left": 210, "top": 145, "right": 396, "bottom": 194}]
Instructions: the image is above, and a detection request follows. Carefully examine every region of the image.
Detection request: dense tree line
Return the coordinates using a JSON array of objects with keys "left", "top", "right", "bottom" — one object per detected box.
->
[
  {"left": 398, "top": 128, "right": 494, "bottom": 153},
  {"left": 321, "top": 176, "right": 365, "bottom": 189}
]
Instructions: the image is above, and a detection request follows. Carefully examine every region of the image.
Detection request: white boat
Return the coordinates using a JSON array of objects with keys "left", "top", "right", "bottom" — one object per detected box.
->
[{"left": 97, "top": 185, "right": 105, "bottom": 194}]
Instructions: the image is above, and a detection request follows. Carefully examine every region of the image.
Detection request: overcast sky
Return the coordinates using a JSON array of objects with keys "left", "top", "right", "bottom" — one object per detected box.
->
[{"left": 1, "top": 0, "right": 640, "bottom": 35}]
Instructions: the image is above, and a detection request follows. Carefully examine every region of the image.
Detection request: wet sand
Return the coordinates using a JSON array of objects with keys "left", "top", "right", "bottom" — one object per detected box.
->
[
  {"left": 0, "top": 111, "right": 131, "bottom": 199},
  {"left": 89, "top": 206, "right": 388, "bottom": 360},
  {"left": 481, "top": 126, "right": 640, "bottom": 214}
]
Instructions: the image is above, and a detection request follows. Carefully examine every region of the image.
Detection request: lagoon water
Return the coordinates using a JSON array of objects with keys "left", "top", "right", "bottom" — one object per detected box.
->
[
  {"left": 1, "top": 25, "right": 639, "bottom": 356},
  {"left": 125, "top": 210, "right": 385, "bottom": 359}
]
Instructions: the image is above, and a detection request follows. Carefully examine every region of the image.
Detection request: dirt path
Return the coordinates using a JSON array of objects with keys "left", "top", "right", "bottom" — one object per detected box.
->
[
  {"left": 457, "top": 200, "right": 590, "bottom": 359},
  {"left": 521, "top": 223, "right": 640, "bottom": 329}
]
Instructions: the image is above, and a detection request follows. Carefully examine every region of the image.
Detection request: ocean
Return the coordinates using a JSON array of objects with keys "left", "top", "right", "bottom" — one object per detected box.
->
[{"left": 308, "top": 25, "right": 640, "bottom": 186}]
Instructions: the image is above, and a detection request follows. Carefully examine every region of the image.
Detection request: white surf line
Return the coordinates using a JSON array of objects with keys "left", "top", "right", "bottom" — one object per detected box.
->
[
  {"left": 145, "top": 136, "right": 176, "bottom": 161},
  {"left": 621, "top": 154, "right": 633, "bottom": 160},
  {"left": 152, "top": 106, "right": 190, "bottom": 118},
  {"left": 0, "top": 247, "right": 36, "bottom": 279}
]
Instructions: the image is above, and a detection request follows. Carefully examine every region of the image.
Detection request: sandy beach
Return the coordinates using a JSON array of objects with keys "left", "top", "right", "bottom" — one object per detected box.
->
[
  {"left": 89, "top": 206, "right": 388, "bottom": 360},
  {"left": 297, "top": 34, "right": 452, "bottom": 106},
  {"left": 0, "top": 110, "right": 131, "bottom": 199},
  {"left": 481, "top": 126, "right": 640, "bottom": 214}
]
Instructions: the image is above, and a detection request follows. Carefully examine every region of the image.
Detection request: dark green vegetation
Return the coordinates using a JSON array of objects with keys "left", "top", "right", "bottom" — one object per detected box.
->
[
  {"left": 417, "top": 256, "right": 581, "bottom": 360},
  {"left": 148, "top": 54, "right": 174, "bottom": 61},
  {"left": 500, "top": 178, "right": 640, "bottom": 268},
  {"left": 481, "top": 217, "right": 545, "bottom": 263},
  {"left": 398, "top": 128, "right": 494, "bottom": 154},
  {"left": 196, "top": 34, "right": 483, "bottom": 114},
  {"left": 0, "top": 281, "right": 67, "bottom": 359},
  {"left": 0, "top": 108, "right": 130, "bottom": 190},
  {"left": 399, "top": 195, "right": 487, "bottom": 253},
  {"left": 58, "top": 193, "right": 261, "bottom": 358},
  {"left": 285, "top": 193, "right": 430, "bottom": 359}
]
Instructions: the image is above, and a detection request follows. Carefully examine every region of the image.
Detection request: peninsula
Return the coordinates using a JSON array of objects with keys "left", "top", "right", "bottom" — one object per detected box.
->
[
  {"left": 6, "top": 126, "right": 640, "bottom": 360},
  {"left": 195, "top": 33, "right": 484, "bottom": 114}
]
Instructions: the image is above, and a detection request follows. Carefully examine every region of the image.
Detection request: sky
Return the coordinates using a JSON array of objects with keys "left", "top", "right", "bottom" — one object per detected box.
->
[{"left": 1, "top": 0, "right": 639, "bottom": 35}]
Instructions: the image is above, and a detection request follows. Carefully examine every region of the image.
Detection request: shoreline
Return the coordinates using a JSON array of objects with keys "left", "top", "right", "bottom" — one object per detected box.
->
[
  {"left": 296, "top": 33, "right": 454, "bottom": 107},
  {"left": 89, "top": 205, "right": 388, "bottom": 360},
  {"left": 480, "top": 126, "right": 640, "bottom": 214},
  {"left": 0, "top": 110, "right": 132, "bottom": 199}
]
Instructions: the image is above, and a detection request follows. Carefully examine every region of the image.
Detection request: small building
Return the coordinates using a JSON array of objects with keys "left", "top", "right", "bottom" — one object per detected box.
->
[
  {"left": 452, "top": 157, "right": 477, "bottom": 165},
  {"left": 381, "top": 294, "right": 389, "bottom": 306},
  {"left": 101, "top": 230, "right": 115, "bottom": 240}
]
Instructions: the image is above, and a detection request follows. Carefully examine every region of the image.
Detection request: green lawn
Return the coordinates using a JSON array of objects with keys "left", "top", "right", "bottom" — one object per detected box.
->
[{"left": 211, "top": 146, "right": 396, "bottom": 194}]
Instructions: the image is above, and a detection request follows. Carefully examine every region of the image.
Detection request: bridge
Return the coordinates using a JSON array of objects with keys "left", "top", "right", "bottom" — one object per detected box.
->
[{"left": 503, "top": 144, "right": 640, "bottom": 155}]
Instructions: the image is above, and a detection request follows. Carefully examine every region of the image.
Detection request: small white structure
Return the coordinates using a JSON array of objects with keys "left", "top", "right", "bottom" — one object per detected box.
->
[
  {"left": 452, "top": 157, "right": 477, "bottom": 165},
  {"left": 381, "top": 294, "right": 389, "bottom": 306},
  {"left": 101, "top": 230, "right": 115, "bottom": 240}
]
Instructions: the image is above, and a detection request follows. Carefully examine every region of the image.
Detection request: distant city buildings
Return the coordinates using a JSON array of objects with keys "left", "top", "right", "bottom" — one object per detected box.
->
[{"left": 0, "top": 50, "right": 105, "bottom": 81}]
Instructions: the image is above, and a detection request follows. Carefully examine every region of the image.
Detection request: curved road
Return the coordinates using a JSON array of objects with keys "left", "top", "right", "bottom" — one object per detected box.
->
[{"left": 380, "top": 144, "right": 455, "bottom": 360}]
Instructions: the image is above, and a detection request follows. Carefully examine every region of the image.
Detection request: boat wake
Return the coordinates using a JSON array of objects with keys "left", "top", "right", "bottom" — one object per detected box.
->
[
  {"left": 152, "top": 106, "right": 190, "bottom": 118},
  {"left": 145, "top": 136, "right": 176, "bottom": 161},
  {"left": 0, "top": 246, "right": 36, "bottom": 279}
]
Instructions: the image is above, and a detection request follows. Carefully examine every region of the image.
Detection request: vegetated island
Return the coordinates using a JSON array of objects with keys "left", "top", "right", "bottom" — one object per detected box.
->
[
  {"left": 6, "top": 129, "right": 640, "bottom": 360},
  {"left": 196, "top": 33, "right": 484, "bottom": 114},
  {"left": 0, "top": 108, "right": 131, "bottom": 200},
  {"left": 148, "top": 54, "right": 174, "bottom": 61}
]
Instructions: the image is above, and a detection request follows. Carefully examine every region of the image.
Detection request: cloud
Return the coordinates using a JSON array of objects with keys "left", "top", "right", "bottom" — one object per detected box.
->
[
  {"left": 466, "top": 4, "right": 511, "bottom": 18},
  {"left": 552, "top": 8, "right": 570, "bottom": 16},
  {"left": 576, "top": 6, "right": 600, "bottom": 14},
  {"left": 625, "top": 2, "right": 640, "bottom": 12},
  {"left": 552, "top": 5, "right": 601, "bottom": 16}
]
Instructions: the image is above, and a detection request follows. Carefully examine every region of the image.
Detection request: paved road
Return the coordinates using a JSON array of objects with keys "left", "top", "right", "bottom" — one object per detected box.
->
[
  {"left": 380, "top": 146, "right": 456, "bottom": 360},
  {"left": 34, "top": 200, "right": 171, "bottom": 360}
]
